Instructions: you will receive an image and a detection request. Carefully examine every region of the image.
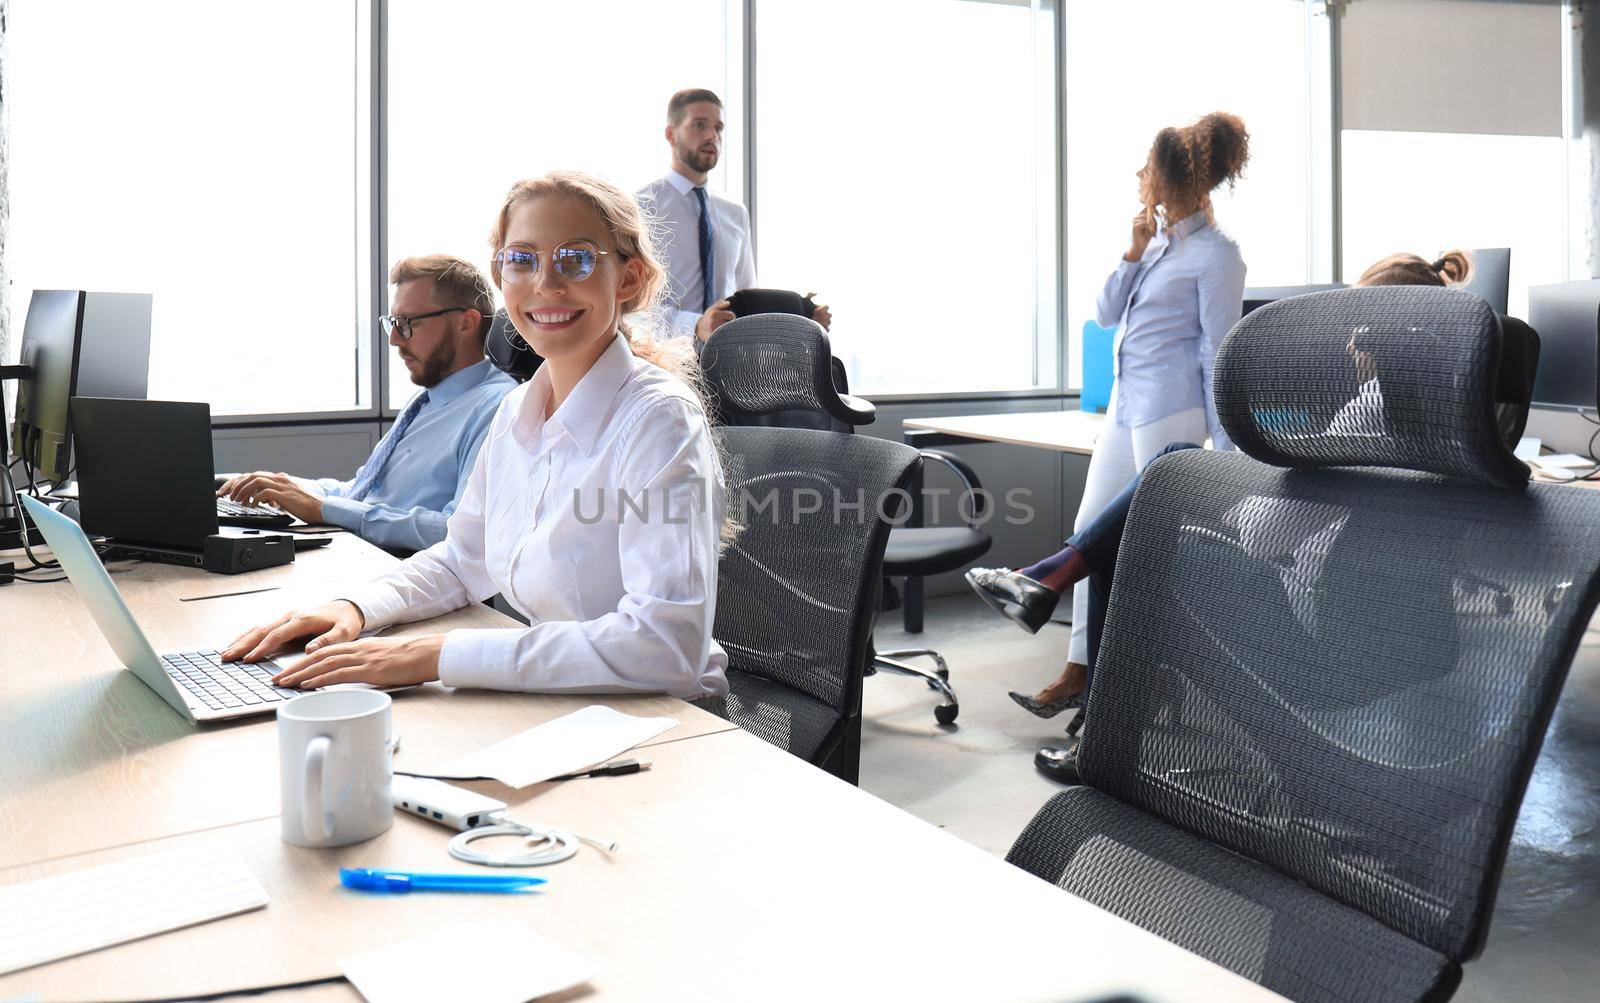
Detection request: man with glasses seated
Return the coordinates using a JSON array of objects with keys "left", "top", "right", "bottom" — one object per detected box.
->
[
  {"left": 637, "top": 87, "right": 831, "bottom": 341},
  {"left": 218, "top": 255, "right": 516, "bottom": 553}
]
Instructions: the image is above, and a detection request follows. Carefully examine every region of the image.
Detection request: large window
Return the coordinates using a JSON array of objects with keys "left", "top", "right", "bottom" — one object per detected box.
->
[
  {"left": 1063, "top": 0, "right": 1316, "bottom": 387},
  {"left": 755, "top": 0, "right": 1059, "bottom": 397},
  {"left": 1337, "top": 0, "right": 1572, "bottom": 318},
  {"left": 9, "top": 1, "right": 1584, "bottom": 418},
  {"left": 384, "top": 0, "right": 741, "bottom": 408},
  {"left": 7, "top": 1, "right": 364, "bottom": 416}
]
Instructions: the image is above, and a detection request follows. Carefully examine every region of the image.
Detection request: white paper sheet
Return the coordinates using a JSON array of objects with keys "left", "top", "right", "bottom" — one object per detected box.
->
[
  {"left": 1532, "top": 452, "right": 1595, "bottom": 470},
  {"left": 340, "top": 919, "right": 591, "bottom": 1003},
  {"left": 417, "top": 705, "right": 677, "bottom": 788}
]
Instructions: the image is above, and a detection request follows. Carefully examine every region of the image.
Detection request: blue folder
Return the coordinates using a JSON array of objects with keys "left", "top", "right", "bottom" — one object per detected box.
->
[{"left": 1081, "top": 319, "right": 1116, "bottom": 414}]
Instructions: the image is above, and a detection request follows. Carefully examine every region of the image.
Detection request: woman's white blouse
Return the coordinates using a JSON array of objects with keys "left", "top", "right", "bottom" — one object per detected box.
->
[{"left": 342, "top": 334, "right": 730, "bottom": 699}]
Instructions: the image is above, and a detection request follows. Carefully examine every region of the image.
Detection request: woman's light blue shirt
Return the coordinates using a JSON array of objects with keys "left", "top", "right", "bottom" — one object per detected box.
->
[{"left": 1095, "top": 213, "right": 1246, "bottom": 450}]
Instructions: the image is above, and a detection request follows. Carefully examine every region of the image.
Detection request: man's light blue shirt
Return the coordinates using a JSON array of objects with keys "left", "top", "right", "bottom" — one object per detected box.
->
[
  {"left": 316, "top": 359, "right": 516, "bottom": 553},
  {"left": 1096, "top": 213, "right": 1246, "bottom": 451}
]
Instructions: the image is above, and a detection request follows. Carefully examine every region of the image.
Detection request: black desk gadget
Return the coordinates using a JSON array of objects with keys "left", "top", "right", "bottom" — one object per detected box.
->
[{"left": 70, "top": 397, "right": 311, "bottom": 574}]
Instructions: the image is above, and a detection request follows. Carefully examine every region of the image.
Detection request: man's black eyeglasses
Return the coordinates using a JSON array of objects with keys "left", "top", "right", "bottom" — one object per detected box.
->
[{"left": 380, "top": 307, "right": 467, "bottom": 341}]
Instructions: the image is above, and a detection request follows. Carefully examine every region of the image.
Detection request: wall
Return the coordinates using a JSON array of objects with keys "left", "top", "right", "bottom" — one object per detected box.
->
[{"left": 212, "top": 422, "right": 381, "bottom": 481}]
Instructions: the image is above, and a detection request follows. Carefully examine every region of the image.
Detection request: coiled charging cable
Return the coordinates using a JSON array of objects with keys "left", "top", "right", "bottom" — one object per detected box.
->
[{"left": 448, "top": 816, "right": 619, "bottom": 868}]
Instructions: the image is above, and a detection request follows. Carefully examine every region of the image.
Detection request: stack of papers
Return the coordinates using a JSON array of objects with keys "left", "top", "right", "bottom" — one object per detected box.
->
[
  {"left": 0, "top": 845, "right": 267, "bottom": 975},
  {"left": 340, "top": 919, "right": 591, "bottom": 1003},
  {"left": 416, "top": 705, "right": 676, "bottom": 788}
]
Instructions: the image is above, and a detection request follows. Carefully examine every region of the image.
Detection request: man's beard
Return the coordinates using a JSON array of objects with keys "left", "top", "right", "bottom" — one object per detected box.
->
[
  {"left": 677, "top": 142, "right": 718, "bottom": 174},
  {"left": 410, "top": 338, "right": 458, "bottom": 387}
]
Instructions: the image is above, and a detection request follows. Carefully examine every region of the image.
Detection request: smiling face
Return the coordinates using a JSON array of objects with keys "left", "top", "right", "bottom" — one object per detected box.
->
[{"left": 497, "top": 194, "right": 644, "bottom": 365}]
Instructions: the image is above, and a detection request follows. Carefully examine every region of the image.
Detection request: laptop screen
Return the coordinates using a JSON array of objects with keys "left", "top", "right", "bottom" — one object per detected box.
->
[{"left": 71, "top": 397, "right": 220, "bottom": 549}]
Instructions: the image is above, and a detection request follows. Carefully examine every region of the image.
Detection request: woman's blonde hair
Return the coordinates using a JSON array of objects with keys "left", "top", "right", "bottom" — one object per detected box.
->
[
  {"left": 1356, "top": 249, "right": 1473, "bottom": 288},
  {"left": 488, "top": 170, "right": 738, "bottom": 544}
]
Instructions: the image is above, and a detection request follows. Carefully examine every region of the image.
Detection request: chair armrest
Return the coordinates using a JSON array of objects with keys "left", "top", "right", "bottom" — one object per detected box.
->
[
  {"left": 918, "top": 449, "right": 987, "bottom": 521},
  {"left": 830, "top": 393, "right": 877, "bottom": 426}
]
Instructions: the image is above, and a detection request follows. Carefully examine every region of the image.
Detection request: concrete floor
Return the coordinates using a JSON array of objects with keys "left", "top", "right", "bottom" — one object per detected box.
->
[{"left": 864, "top": 593, "right": 1600, "bottom": 1002}]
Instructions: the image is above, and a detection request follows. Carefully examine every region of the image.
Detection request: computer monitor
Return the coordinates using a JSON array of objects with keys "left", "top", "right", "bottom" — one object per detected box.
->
[
  {"left": 9, "top": 290, "right": 152, "bottom": 482},
  {"left": 1242, "top": 284, "right": 1347, "bottom": 317},
  {"left": 1462, "top": 248, "right": 1511, "bottom": 315},
  {"left": 1527, "top": 279, "right": 1600, "bottom": 412}
]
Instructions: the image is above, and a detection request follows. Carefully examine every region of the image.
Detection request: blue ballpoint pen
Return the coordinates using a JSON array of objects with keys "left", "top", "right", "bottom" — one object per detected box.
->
[{"left": 340, "top": 867, "right": 548, "bottom": 894}]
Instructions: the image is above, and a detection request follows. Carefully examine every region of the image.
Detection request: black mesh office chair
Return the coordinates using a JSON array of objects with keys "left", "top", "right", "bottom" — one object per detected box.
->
[
  {"left": 699, "top": 426, "right": 919, "bottom": 783},
  {"left": 700, "top": 314, "right": 991, "bottom": 724},
  {"left": 1006, "top": 287, "right": 1591, "bottom": 1002},
  {"left": 485, "top": 308, "right": 544, "bottom": 381}
]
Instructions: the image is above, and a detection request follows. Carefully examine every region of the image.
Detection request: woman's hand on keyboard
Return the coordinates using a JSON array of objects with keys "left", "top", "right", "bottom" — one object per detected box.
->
[
  {"left": 268, "top": 635, "right": 444, "bottom": 690},
  {"left": 221, "top": 600, "right": 366, "bottom": 663}
]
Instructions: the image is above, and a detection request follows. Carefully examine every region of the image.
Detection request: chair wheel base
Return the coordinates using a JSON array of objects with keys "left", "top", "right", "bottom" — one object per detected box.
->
[{"left": 875, "top": 648, "right": 959, "bottom": 727}]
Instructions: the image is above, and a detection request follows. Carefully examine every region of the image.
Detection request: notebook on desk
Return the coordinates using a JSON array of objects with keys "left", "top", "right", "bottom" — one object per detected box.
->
[{"left": 0, "top": 844, "right": 267, "bottom": 975}]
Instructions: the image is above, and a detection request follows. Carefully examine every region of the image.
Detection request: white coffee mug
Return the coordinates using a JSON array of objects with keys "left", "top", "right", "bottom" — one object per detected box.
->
[{"left": 278, "top": 689, "right": 394, "bottom": 848}]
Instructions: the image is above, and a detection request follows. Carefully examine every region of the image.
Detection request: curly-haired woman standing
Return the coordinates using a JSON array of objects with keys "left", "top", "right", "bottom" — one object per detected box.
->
[{"left": 969, "top": 112, "right": 1250, "bottom": 721}]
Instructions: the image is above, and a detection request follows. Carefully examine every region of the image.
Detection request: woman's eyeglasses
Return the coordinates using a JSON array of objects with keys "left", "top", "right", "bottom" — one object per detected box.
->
[
  {"left": 495, "top": 241, "right": 615, "bottom": 284},
  {"left": 379, "top": 307, "right": 467, "bottom": 341}
]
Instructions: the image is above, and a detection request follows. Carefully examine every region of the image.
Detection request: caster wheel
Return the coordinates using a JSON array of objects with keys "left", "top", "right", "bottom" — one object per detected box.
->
[{"left": 934, "top": 703, "right": 959, "bottom": 726}]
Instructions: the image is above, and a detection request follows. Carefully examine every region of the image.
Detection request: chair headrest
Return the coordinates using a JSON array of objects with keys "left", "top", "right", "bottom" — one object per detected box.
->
[
  {"left": 485, "top": 308, "right": 543, "bottom": 383},
  {"left": 700, "top": 313, "right": 875, "bottom": 426},
  {"left": 726, "top": 288, "right": 816, "bottom": 320},
  {"left": 1214, "top": 287, "right": 1539, "bottom": 489}
]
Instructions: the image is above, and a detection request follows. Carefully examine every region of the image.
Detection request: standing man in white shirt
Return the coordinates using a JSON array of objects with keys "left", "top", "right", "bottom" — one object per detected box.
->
[{"left": 637, "top": 88, "right": 830, "bottom": 342}]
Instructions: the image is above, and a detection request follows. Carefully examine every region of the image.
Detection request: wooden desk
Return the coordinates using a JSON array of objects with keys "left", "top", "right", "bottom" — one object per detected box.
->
[
  {"left": 0, "top": 728, "right": 1282, "bottom": 1003},
  {"left": 1, "top": 526, "right": 1282, "bottom": 1001},
  {"left": 1533, "top": 468, "right": 1600, "bottom": 490},
  {"left": 0, "top": 534, "right": 737, "bottom": 868},
  {"left": 902, "top": 409, "right": 1105, "bottom": 455}
]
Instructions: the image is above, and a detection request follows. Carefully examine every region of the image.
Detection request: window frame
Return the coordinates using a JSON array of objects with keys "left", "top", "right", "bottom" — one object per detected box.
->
[{"left": 68, "top": 1, "right": 1351, "bottom": 422}]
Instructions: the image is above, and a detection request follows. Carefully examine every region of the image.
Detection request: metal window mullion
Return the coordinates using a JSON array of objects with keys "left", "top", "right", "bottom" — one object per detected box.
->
[
  {"left": 1328, "top": 0, "right": 1344, "bottom": 283},
  {"left": 372, "top": 0, "right": 392, "bottom": 421},
  {"left": 743, "top": 0, "right": 757, "bottom": 265},
  {"left": 1054, "top": 0, "right": 1068, "bottom": 395}
]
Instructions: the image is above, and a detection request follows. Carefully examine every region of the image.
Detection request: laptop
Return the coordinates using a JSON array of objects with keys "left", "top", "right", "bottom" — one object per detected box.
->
[
  {"left": 71, "top": 397, "right": 294, "bottom": 553},
  {"left": 19, "top": 493, "right": 302, "bottom": 722}
]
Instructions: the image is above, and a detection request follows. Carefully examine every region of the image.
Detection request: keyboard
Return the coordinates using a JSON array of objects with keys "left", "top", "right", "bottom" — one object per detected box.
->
[
  {"left": 216, "top": 497, "right": 293, "bottom": 527},
  {"left": 162, "top": 649, "right": 300, "bottom": 711},
  {"left": 0, "top": 844, "right": 268, "bottom": 975}
]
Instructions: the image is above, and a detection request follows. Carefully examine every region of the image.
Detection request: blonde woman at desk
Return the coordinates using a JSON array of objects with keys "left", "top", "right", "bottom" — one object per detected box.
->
[{"left": 222, "top": 171, "right": 730, "bottom": 700}]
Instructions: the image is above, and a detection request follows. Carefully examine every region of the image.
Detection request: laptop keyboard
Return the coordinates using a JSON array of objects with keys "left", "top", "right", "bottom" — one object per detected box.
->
[
  {"left": 162, "top": 650, "right": 300, "bottom": 711},
  {"left": 216, "top": 498, "right": 289, "bottom": 523}
]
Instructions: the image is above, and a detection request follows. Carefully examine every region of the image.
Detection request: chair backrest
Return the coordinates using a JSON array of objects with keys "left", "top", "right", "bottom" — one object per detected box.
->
[
  {"left": 714, "top": 426, "right": 918, "bottom": 717},
  {"left": 1080, "top": 286, "right": 1600, "bottom": 962},
  {"left": 484, "top": 308, "right": 544, "bottom": 382},
  {"left": 700, "top": 314, "right": 875, "bottom": 429}
]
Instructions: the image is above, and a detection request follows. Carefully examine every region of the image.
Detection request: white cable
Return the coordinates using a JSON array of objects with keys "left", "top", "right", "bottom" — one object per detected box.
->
[{"left": 446, "top": 815, "right": 619, "bottom": 868}]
